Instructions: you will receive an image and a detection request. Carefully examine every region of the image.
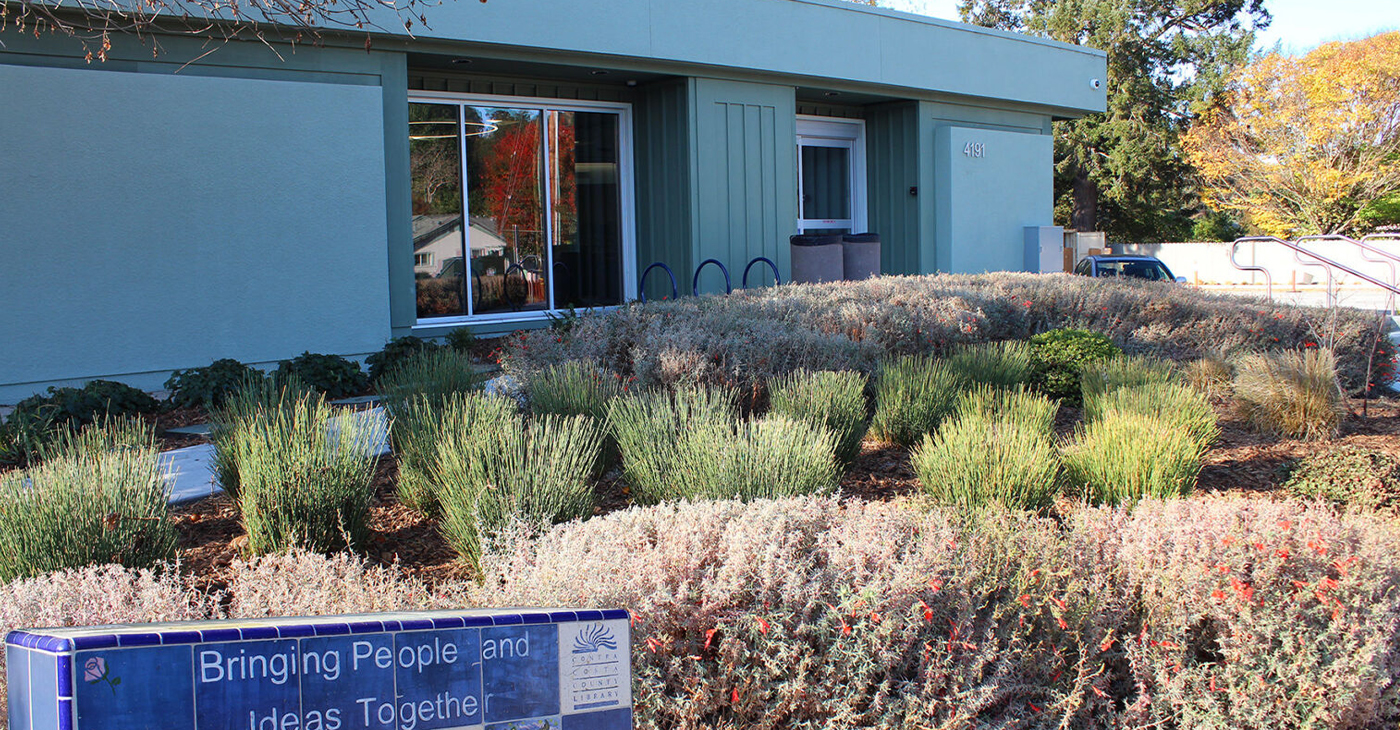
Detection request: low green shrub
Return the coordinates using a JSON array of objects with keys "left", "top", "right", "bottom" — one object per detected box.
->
[
  {"left": 0, "top": 422, "right": 176, "bottom": 581},
  {"left": 1182, "top": 354, "right": 1233, "bottom": 398},
  {"left": 944, "top": 340, "right": 1034, "bottom": 389},
  {"left": 1062, "top": 411, "right": 1206, "bottom": 505},
  {"left": 870, "top": 355, "right": 964, "bottom": 446},
  {"left": 366, "top": 336, "right": 442, "bottom": 382},
  {"left": 1027, "top": 328, "right": 1122, "bottom": 402},
  {"left": 9, "top": 380, "right": 159, "bottom": 433},
  {"left": 1284, "top": 446, "right": 1400, "bottom": 511},
  {"left": 376, "top": 349, "right": 484, "bottom": 417},
  {"left": 232, "top": 394, "right": 383, "bottom": 555},
  {"left": 609, "top": 386, "right": 737, "bottom": 503},
  {"left": 666, "top": 416, "right": 840, "bottom": 502},
  {"left": 767, "top": 369, "right": 870, "bottom": 465},
  {"left": 165, "top": 359, "right": 264, "bottom": 410},
  {"left": 912, "top": 387, "right": 1061, "bottom": 511},
  {"left": 1234, "top": 348, "right": 1345, "bottom": 440},
  {"left": 445, "top": 327, "right": 477, "bottom": 353},
  {"left": 1078, "top": 354, "right": 1175, "bottom": 401},
  {"left": 391, "top": 393, "right": 517, "bottom": 516},
  {"left": 274, "top": 352, "right": 368, "bottom": 399},
  {"left": 1083, "top": 382, "right": 1220, "bottom": 451},
  {"left": 435, "top": 412, "right": 601, "bottom": 570}
]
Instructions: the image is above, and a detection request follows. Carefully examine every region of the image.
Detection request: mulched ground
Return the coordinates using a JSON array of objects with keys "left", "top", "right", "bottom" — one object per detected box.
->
[{"left": 156, "top": 394, "right": 1400, "bottom": 589}]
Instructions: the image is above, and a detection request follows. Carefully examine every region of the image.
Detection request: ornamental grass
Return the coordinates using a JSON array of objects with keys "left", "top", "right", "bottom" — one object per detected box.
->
[
  {"left": 870, "top": 355, "right": 964, "bottom": 446},
  {"left": 1078, "top": 354, "right": 1176, "bottom": 401},
  {"left": 766, "top": 369, "right": 870, "bottom": 465},
  {"left": 944, "top": 340, "right": 1034, "bottom": 389},
  {"left": 434, "top": 411, "right": 601, "bottom": 571},
  {"left": 232, "top": 394, "right": 383, "bottom": 555},
  {"left": 1233, "top": 347, "right": 1346, "bottom": 440},
  {"left": 1083, "top": 381, "right": 1220, "bottom": 451},
  {"left": 0, "top": 420, "right": 176, "bottom": 582},
  {"left": 912, "top": 386, "right": 1061, "bottom": 511},
  {"left": 1062, "top": 412, "right": 1207, "bottom": 505},
  {"left": 391, "top": 392, "right": 517, "bottom": 516}
]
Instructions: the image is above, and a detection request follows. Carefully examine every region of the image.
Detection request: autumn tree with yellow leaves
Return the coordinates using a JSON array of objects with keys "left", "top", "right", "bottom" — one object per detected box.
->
[{"left": 1186, "top": 32, "right": 1400, "bottom": 237}]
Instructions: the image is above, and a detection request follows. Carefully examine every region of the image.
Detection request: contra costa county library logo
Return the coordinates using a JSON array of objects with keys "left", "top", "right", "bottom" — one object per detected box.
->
[
  {"left": 570, "top": 624, "right": 617, "bottom": 654},
  {"left": 83, "top": 656, "right": 122, "bottom": 695}
]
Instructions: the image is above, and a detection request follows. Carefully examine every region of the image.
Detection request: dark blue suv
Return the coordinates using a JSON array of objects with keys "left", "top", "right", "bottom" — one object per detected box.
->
[{"left": 1073, "top": 255, "right": 1185, "bottom": 283}]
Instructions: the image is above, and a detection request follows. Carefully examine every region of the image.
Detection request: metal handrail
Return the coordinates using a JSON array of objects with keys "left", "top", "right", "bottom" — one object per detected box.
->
[
  {"left": 1230, "top": 236, "right": 1400, "bottom": 304},
  {"left": 1296, "top": 235, "right": 1399, "bottom": 306},
  {"left": 1228, "top": 237, "right": 1276, "bottom": 301},
  {"left": 1287, "top": 235, "right": 1400, "bottom": 297}
]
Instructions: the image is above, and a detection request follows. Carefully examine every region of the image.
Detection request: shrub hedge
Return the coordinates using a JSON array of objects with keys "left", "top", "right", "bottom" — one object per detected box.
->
[
  {"left": 165, "top": 358, "right": 265, "bottom": 410},
  {"left": 501, "top": 273, "right": 1392, "bottom": 396}
]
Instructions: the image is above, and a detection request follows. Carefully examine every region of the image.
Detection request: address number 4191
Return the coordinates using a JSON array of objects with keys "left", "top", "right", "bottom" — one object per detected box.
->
[{"left": 963, "top": 142, "right": 986, "bottom": 158}]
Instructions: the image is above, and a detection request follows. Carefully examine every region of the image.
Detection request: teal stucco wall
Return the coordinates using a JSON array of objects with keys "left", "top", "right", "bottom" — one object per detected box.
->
[{"left": 0, "top": 57, "right": 396, "bottom": 401}]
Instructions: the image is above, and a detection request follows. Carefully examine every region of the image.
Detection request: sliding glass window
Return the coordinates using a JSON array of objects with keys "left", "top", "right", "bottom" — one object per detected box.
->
[{"left": 409, "top": 96, "right": 632, "bottom": 322}]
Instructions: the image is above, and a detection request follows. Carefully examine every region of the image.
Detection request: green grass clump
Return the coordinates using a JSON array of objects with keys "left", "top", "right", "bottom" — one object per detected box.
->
[
  {"left": 435, "top": 412, "right": 601, "bottom": 570},
  {"left": 1079, "top": 355, "right": 1176, "bottom": 401},
  {"left": 870, "top": 355, "right": 964, "bottom": 446},
  {"left": 1233, "top": 348, "right": 1345, "bottom": 441},
  {"left": 232, "top": 394, "right": 383, "bottom": 555},
  {"left": 944, "top": 341, "right": 1034, "bottom": 389},
  {"left": 1062, "top": 412, "right": 1207, "bottom": 505},
  {"left": 667, "top": 417, "right": 841, "bottom": 502},
  {"left": 1028, "top": 329, "right": 1121, "bottom": 402},
  {"left": 376, "top": 349, "right": 485, "bottom": 417},
  {"left": 913, "top": 385, "right": 1061, "bottom": 512},
  {"left": 952, "top": 384, "right": 1059, "bottom": 435},
  {"left": 0, "top": 421, "right": 176, "bottom": 581},
  {"left": 391, "top": 393, "right": 517, "bottom": 516},
  {"left": 1284, "top": 446, "right": 1400, "bottom": 511},
  {"left": 528, "top": 360, "right": 622, "bottom": 473},
  {"left": 767, "top": 369, "right": 870, "bottom": 465},
  {"left": 1083, "top": 382, "right": 1220, "bottom": 451},
  {"left": 528, "top": 361, "right": 623, "bottom": 420},
  {"left": 210, "top": 378, "right": 315, "bottom": 507},
  {"left": 609, "top": 386, "right": 736, "bottom": 503}
]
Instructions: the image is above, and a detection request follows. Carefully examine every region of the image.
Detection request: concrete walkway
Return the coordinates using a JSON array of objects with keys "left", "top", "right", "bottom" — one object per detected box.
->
[{"left": 162, "top": 407, "right": 391, "bottom": 506}]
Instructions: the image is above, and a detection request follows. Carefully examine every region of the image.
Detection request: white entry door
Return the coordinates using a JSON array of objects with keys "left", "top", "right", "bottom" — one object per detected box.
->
[{"left": 796, "top": 116, "right": 867, "bottom": 235}]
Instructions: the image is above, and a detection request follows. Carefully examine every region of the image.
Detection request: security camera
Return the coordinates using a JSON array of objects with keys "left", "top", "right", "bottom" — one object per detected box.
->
[{"left": 1090, "top": 78, "right": 1102, "bottom": 89}]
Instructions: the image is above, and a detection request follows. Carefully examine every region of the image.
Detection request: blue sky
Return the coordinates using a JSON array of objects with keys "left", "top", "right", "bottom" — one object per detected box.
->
[{"left": 879, "top": 0, "right": 1400, "bottom": 53}]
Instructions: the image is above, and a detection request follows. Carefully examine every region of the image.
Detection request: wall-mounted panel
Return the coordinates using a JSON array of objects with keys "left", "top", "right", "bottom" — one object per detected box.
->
[
  {"left": 0, "top": 63, "right": 392, "bottom": 400},
  {"left": 691, "top": 79, "right": 797, "bottom": 293},
  {"left": 933, "top": 125, "right": 1053, "bottom": 274}
]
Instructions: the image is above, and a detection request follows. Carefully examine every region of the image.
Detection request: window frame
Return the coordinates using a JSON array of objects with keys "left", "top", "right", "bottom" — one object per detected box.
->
[{"left": 407, "top": 91, "right": 638, "bottom": 328}]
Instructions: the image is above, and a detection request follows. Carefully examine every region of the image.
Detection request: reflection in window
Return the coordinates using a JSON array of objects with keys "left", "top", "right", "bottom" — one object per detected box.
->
[
  {"left": 409, "top": 99, "right": 625, "bottom": 320},
  {"left": 410, "top": 103, "right": 466, "bottom": 318}
]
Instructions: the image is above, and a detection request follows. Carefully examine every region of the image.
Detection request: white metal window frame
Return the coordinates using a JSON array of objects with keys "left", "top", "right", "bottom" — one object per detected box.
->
[
  {"left": 407, "top": 91, "right": 638, "bottom": 328},
  {"left": 796, "top": 115, "right": 867, "bottom": 235}
]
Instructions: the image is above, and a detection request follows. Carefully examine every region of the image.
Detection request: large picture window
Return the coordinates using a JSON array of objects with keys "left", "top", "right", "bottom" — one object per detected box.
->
[{"left": 409, "top": 95, "right": 633, "bottom": 322}]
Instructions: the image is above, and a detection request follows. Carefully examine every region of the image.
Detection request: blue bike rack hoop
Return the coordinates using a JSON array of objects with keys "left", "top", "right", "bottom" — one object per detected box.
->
[
  {"left": 693, "top": 258, "right": 732, "bottom": 295},
  {"left": 638, "top": 262, "right": 678, "bottom": 303},
  {"left": 742, "top": 257, "right": 781, "bottom": 288}
]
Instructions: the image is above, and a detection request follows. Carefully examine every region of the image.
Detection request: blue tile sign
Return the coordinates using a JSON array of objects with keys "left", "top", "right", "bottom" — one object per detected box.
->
[{"left": 6, "top": 609, "right": 631, "bottom": 730}]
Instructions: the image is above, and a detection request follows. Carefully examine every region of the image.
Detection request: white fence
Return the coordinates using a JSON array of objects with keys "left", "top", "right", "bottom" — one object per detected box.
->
[{"left": 1111, "top": 239, "right": 1400, "bottom": 287}]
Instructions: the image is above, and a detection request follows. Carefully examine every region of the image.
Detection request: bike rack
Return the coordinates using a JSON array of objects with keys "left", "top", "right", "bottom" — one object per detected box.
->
[
  {"left": 742, "top": 257, "right": 782, "bottom": 288},
  {"left": 693, "top": 258, "right": 732, "bottom": 295},
  {"left": 503, "top": 263, "right": 531, "bottom": 310},
  {"left": 638, "top": 262, "right": 678, "bottom": 303}
]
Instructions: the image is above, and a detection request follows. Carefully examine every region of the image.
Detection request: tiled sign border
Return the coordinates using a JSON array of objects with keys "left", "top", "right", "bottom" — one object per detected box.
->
[{"left": 6, "top": 608, "right": 630, "bottom": 730}]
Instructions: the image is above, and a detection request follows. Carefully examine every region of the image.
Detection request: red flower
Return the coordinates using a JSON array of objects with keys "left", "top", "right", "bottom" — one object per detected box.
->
[
  {"left": 704, "top": 628, "right": 718, "bottom": 651},
  {"left": 755, "top": 617, "right": 770, "bottom": 635}
]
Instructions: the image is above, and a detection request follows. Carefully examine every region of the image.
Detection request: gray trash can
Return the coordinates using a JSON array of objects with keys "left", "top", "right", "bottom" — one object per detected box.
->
[
  {"left": 790, "top": 234, "right": 844, "bottom": 284},
  {"left": 842, "top": 232, "right": 881, "bottom": 281}
]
